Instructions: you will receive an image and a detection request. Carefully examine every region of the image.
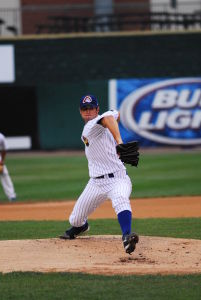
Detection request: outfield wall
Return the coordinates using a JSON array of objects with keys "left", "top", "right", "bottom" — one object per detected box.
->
[{"left": 0, "top": 31, "right": 200, "bottom": 149}]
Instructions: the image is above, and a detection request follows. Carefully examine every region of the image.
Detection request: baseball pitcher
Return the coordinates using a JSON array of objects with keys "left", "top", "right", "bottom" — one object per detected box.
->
[{"left": 60, "top": 95, "right": 139, "bottom": 254}]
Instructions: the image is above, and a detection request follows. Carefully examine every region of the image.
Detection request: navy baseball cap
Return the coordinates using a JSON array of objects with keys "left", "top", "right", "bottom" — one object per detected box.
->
[{"left": 80, "top": 94, "right": 99, "bottom": 109}]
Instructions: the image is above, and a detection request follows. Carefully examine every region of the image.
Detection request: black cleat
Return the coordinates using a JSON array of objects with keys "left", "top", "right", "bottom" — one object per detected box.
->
[
  {"left": 59, "top": 222, "right": 89, "bottom": 240},
  {"left": 122, "top": 232, "right": 139, "bottom": 254}
]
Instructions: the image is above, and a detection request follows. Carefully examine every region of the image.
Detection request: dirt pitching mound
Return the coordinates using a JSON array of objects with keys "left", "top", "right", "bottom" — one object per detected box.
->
[{"left": 1, "top": 235, "right": 201, "bottom": 275}]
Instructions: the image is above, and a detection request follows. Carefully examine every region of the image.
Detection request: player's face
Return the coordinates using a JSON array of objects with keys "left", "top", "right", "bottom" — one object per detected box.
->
[{"left": 80, "top": 106, "right": 99, "bottom": 122}]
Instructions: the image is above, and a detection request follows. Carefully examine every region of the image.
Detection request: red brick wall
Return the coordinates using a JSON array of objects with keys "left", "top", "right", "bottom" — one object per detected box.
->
[
  {"left": 21, "top": 0, "right": 94, "bottom": 34},
  {"left": 21, "top": 0, "right": 150, "bottom": 34},
  {"left": 113, "top": 0, "right": 150, "bottom": 31},
  {"left": 22, "top": 0, "right": 93, "bottom": 4},
  {"left": 114, "top": 0, "right": 149, "bottom": 13}
]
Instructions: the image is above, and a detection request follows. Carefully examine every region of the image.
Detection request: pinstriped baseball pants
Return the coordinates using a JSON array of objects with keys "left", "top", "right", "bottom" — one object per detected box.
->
[{"left": 69, "top": 170, "right": 132, "bottom": 227}]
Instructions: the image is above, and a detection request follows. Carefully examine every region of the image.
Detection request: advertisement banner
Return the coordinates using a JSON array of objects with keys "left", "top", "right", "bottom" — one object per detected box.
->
[{"left": 109, "top": 78, "right": 201, "bottom": 146}]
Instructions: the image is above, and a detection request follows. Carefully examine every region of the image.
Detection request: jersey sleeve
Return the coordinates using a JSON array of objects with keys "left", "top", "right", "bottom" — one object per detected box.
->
[
  {"left": 82, "top": 110, "right": 120, "bottom": 141},
  {"left": 97, "top": 110, "right": 119, "bottom": 123}
]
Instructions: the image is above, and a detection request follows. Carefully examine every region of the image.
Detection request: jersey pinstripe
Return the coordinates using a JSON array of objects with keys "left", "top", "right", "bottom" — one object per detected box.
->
[{"left": 81, "top": 110, "right": 126, "bottom": 177}]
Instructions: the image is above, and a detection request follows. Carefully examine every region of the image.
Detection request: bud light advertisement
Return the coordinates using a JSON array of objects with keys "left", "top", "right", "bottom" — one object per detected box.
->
[{"left": 109, "top": 78, "right": 201, "bottom": 146}]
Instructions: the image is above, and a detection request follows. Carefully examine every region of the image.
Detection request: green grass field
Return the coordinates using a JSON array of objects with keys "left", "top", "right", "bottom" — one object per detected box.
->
[
  {"left": 0, "top": 151, "right": 201, "bottom": 202},
  {"left": 0, "top": 151, "right": 201, "bottom": 299},
  {"left": 0, "top": 218, "right": 201, "bottom": 240},
  {"left": 0, "top": 272, "right": 201, "bottom": 300}
]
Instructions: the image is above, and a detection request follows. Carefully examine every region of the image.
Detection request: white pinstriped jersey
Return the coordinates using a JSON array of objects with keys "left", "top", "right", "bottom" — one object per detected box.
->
[{"left": 81, "top": 110, "right": 126, "bottom": 177}]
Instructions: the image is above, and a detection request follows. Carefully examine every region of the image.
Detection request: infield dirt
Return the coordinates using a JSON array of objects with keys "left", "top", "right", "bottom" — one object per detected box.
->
[
  {"left": 1, "top": 196, "right": 201, "bottom": 220},
  {"left": 0, "top": 196, "right": 201, "bottom": 275}
]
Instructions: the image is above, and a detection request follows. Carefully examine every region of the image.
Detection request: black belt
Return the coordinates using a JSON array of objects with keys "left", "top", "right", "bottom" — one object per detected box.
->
[{"left": 95, "top": 173, "right": 114, "bottom": 179}]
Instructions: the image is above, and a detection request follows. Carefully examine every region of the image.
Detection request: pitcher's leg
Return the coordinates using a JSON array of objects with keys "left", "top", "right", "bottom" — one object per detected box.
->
[
  {"left": 69, "top": 180, "right": 106, "bottom": 227},
  {"left": 108, "top": 177, "right": 132, "bottom": 216},
  {"left": 60, "top": 180, "right": 106, "bottom": 239},
  {"left": 108, "top": 177, "right": 132, "bottom": 235},
  {"left": 108, "top": 176, "right": 139, "bottom": 254},
  {"left": 0, "top": 166, "right": 16, "bottom": 201}
]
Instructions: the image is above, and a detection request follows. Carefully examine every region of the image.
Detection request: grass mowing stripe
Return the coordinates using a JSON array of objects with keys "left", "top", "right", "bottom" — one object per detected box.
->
[
  {"left": 0, "top": 273, "right": 201, "bottom": 300},
  {"left": 0, "top": 152, "right": 200, "bottom": 202},
  {"left": 0, "top": 218, "right": 201, "bottom": 240}
]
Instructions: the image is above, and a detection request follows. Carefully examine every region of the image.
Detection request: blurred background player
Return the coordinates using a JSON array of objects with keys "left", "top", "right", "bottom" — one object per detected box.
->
[
  {"left": 0, "top": 132, "right": 17, "bottom": 202},
  {"left": 60, "top": 94, "right": 139, "bottom": 254}
]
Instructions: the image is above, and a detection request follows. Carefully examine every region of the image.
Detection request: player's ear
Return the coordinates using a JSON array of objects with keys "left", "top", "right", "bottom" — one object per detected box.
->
[{"left": 97, "top": 106, "right": 100, "bottom": 113}]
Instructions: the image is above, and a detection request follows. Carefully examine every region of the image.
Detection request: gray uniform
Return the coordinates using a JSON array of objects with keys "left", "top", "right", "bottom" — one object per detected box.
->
[{"left": 0, "top": 133, "right": 16, "bottom": 201}]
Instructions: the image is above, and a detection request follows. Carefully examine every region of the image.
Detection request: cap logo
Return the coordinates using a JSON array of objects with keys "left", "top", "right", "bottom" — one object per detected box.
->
[{"left": 83, "top": 96, "right": 92, "bottom": 103}]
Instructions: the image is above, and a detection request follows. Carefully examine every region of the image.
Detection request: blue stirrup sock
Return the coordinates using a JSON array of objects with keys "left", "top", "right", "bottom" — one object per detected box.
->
[{"left": 117, "top": 210, "right": 132, "bottom": 236}]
